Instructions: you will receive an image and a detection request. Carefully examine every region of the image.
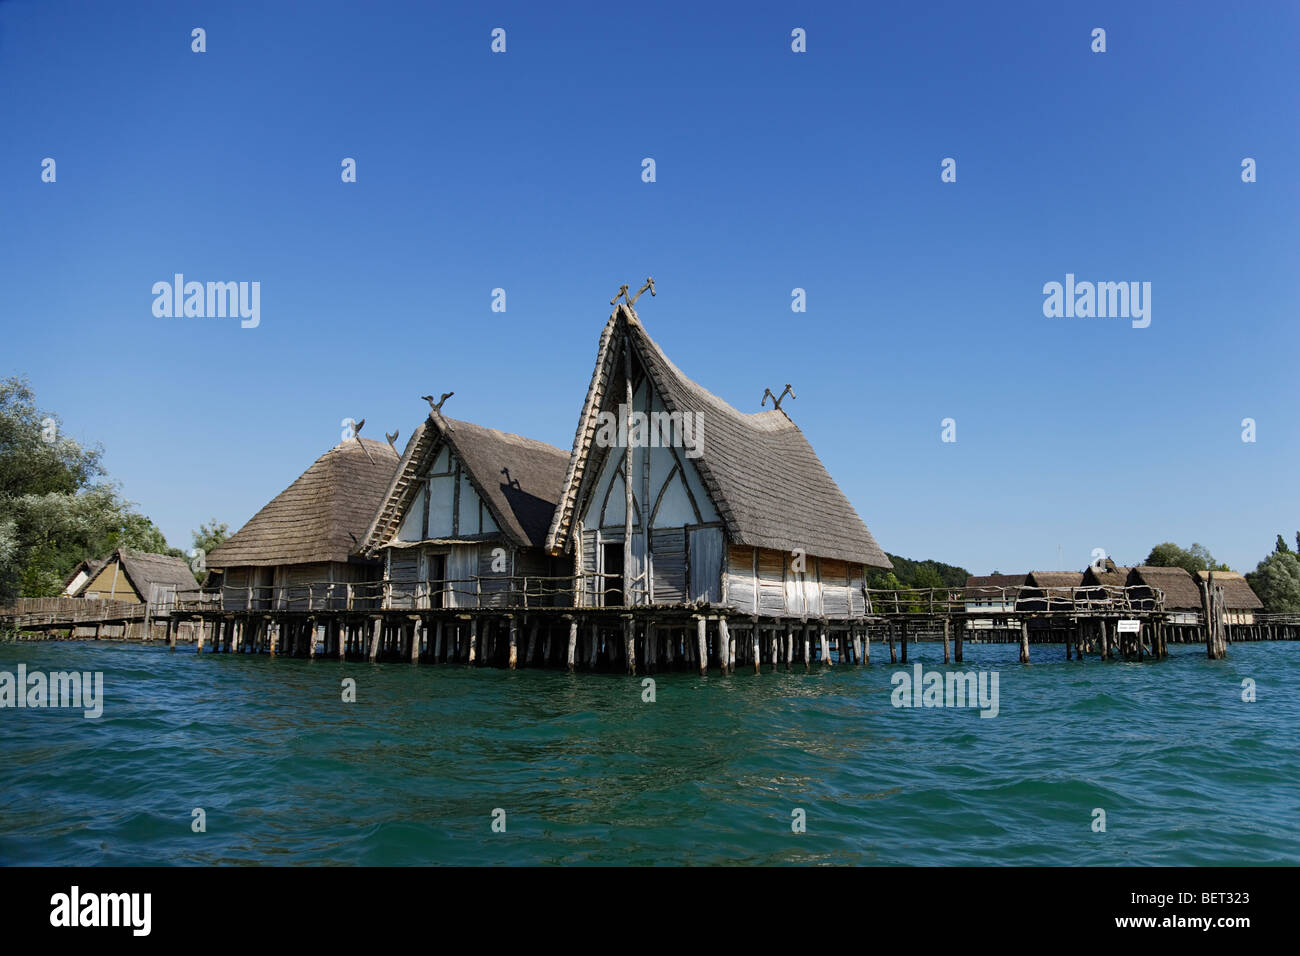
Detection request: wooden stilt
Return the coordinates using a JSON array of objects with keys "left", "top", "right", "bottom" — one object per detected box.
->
[
  {"left": 525, "top": 620, "right": 538, "bottom": 667},
  {"left": 802, "top": 623, "right": 811, "bottom": 671},
  {"left": 943, "top": 619, "right": 951, "bottom": 664},
  {"left": 954, "top": 620, "right": 963, "bottom": 663},
  {"left": 696, "top": 617, "right": 708, "bottom": 676},
  {"left": 567, "top": 619, "right": 578, "bottom": 672},
  {"left": 1019, "top": 620, "right": 1030, "bottom": 664},
  {"left": 888, "top": 624, "right": 897, "bottom": 664}
]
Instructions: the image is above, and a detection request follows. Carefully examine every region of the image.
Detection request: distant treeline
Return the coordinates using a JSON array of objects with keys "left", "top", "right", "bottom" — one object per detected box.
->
[{"left": 868, "top": 554, "right": 969, "bottom": 591}]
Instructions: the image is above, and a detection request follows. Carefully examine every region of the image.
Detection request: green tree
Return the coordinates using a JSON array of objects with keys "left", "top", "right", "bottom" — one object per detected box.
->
[
  {"left": 1248, "top": 552, "right": 1300, "bottom": 613},
  {"left": 1145, "top": 541, "right": 1224, "bottom": 575},
  {"left": 1, "top": 376, "right": 180, "bottom": 601},
  {"left": 192, "top": 518, "right": 229, "bottom": 558},
  {"left": 190, "top": 518, "right": 230, "bottom": 582},
  {"left": 1276, "top": 534, "right": 1292, "bottom": 555}
]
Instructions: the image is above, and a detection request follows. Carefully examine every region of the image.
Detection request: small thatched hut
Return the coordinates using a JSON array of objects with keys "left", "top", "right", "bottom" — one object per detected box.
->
[
  {"left": 1017, "top": 571, "right": 1085, "bottom": 613},
  {"left": 1128, "top": 566, "right": 1202, "bottom": 623},
  {"left": 205, "top": 437, "right": 400, "bottom": 610},
  {"left": 361, "top": 411, "right": 572, "bottom": 609},
  {"left": 544, "top": 302, "right": 891, "bottom": 617},
  {"left": 69, "top": 548, "right": 197, "bottom": 605},
  {"left": 1080, "top": 560, "right": 1133, "bottom": 609}
]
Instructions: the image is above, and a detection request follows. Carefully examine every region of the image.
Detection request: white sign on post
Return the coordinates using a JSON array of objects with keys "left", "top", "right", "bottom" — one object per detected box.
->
[{"left": 1117, "top": 620, "right": 1141, "bottom": 634}]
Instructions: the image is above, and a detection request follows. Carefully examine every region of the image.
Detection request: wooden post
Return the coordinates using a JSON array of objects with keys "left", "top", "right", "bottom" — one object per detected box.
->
[
  {"left": 1019, "top": 620, "right": 1030, "bottom": 664},
  {"left": 623, "top": 618, "right": 636, "bottom": 675},
  {"left": 308, "top": 620, "right": 318, "bottom": 659},
  {"left": 862, "top": 627, "right": 870, "bottom": 664},
  {"left": 525, "top": 619, "right": 538, "bottom": 667},
  {"left": 784, "top": 623, "right": 794, "bottom": 671},
  {"left": 368, "top": 619, "right": 382, "bottom": 662},
  {"left": 196, "top": 619, "right": 206, "bottom": 654},
  {"left": 567, "top": 618, "right": 578, "bottom": 672},
  {"left": 646, "top": 621, "right": 657, "bottom": 674},
  {"left": 802, "top": 623, "right": 812, "bottom": 671},
  {"left": 943, "top": 619, "right": 951, "bottom": 664},
  {"left": 336, "top": 621, "right": 346, "bottom": 660},
  {"left": 820, "top": 629, "right": 832, "bottom": 666},
  {"left": 954, "top": 620, "right": 963, "bottom": 663},
  {"left": 717, "top": 617, "right": 730, "bottom": 674},
  {"left": 752, "top": 629, "right": 761, "bottom": 674},
  {"left": 167, "top": 617, "right": 177, "bottom": 649},
  {"left": 696, "top": 617, "right": 708, "bottom": 676},
  {"left": 507, "top": 616, "right": 518, "bottom": 669},
  {"left": 468, "top": 617, "right": 479, "bottom": 666},
  {"left": 888, "top": 624, "right": 897, "bottom": 664}
]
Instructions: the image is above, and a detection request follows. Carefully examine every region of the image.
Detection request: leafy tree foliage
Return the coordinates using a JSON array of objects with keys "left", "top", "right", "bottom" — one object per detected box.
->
[
  {"left": 0, "top": 376, "right": 181, "bottom": 601},
  {"left": 1248, "top": 552, "right": 1300, "bottom": 613}
]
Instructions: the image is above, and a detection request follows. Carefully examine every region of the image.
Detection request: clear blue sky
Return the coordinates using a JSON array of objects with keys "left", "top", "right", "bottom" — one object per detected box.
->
[{"left": 2, "top": 1, "right": 1296, "bottom": 576}]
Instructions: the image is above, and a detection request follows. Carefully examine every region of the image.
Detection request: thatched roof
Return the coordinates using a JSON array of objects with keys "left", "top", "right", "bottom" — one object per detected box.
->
[
  {"left": 71, "top": 548, "right": 196, "bottom": 598},
  {"left": 1082, "top": 563, "right": 1132, "bottom": 592},
  {"left": 966, "top": 573, "right": 1026, "bottom": 590},
  {"left": 207, "top": 438, "right": 399, "bottom": 568},
  {"left": 1025, "top": 571, "right": 1085, "bottom": 589},
  {"left": 364, "top": 413, "right": 570, "bottom": 551},
  {"left": 1195, "top": 570, "right": 1263, "bottom": 610},
  {"left": 62, "top": 556, "right": 107, "bottom": 594},
  {"left": 545, "top": 304, "right": 891, "bottom": 569},
  {"left": 117, "top": 549, "right": 198, "bottom": 596},
  {"left": 1129, "top": 566, "right": 1201, "bottom": 610}
]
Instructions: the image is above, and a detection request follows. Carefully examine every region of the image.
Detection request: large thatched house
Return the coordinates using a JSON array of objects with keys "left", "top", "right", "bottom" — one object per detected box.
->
[
  {"left": 205, "top": 437, "right": 400, "bottom": 610},
  {"left": 361, "top": 411, "right": 572, "bottom": 609},
  {"left": 543, "top": 302, "right": 891, "bottom": 618}
]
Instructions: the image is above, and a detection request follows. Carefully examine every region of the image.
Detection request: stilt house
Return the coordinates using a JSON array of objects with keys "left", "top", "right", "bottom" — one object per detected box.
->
[
  {"left": 361, "top": 411, "right": 572, "bottom": 609},
  {"left": 543, "top": 303, "right": 891, "bottom": 618},
  {"left": 205, "top": 437, "right": 400, "bottom": 611}
]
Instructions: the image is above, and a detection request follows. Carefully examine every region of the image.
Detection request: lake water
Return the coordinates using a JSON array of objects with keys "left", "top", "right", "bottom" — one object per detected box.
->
[{"left": 1, "top": 638, "right": 1297, "bottom": 865}]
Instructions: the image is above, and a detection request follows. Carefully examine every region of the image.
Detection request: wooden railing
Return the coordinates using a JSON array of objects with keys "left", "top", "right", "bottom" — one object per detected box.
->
[{"left": 169, "top": 579, "right": 1166, "bottom": 618}]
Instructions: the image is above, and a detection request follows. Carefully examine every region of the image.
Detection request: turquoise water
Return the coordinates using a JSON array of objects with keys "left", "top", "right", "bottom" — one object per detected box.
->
[{"left": 1, "top": 639, "right": 1297, "bottom": 865}]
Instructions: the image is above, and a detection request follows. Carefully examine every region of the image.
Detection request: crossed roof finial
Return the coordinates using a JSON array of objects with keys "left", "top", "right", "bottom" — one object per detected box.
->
[
  {"left": 612, "top": 277, "right": 655, "bottom": 308},
  {"left": 761, "top": 384, "right": 797, "bottom": 411}
]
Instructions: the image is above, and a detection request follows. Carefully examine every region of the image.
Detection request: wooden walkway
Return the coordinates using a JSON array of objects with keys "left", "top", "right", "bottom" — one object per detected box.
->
[{"left": 7, "top": 580, "right": 1295, "bottom": 671}]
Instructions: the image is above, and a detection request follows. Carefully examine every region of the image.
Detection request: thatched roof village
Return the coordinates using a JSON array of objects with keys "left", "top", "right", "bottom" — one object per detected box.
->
[{"left": 40, "top": 288, "right": 1275, "bottom": 666}]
